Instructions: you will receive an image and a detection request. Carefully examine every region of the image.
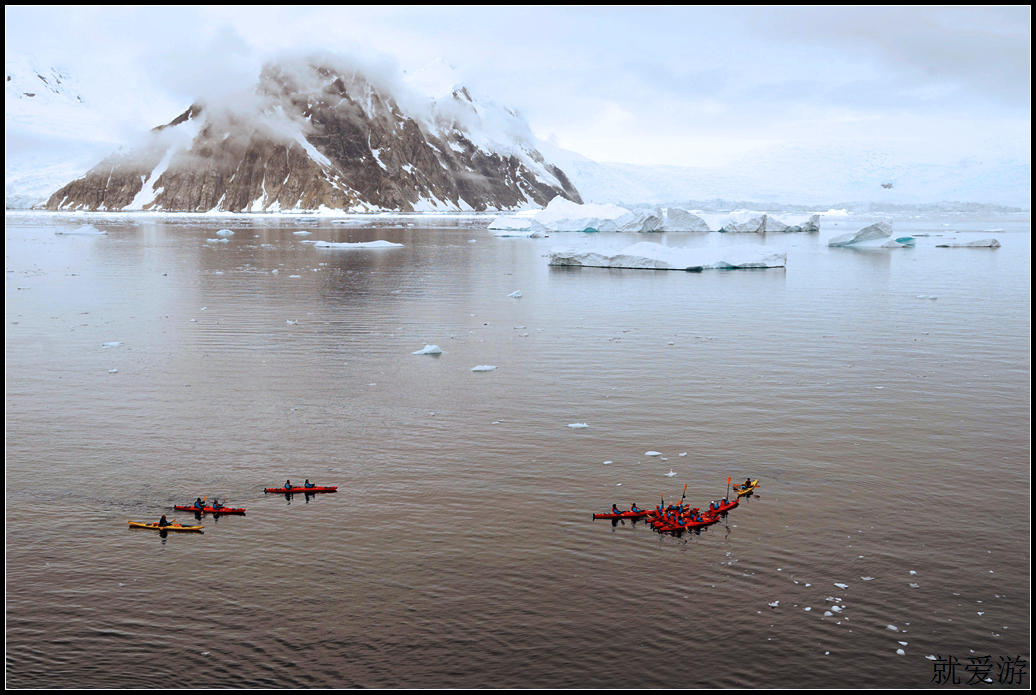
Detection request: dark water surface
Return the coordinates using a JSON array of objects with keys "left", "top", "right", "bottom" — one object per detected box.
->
[{"left": 6, "top": 211, "right": 1030, "bottom": 687}]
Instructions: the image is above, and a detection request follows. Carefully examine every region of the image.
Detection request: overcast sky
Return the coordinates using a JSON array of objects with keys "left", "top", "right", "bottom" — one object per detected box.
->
[{"left": 5, "top": 6, "right": 1031, "bottom": 175}]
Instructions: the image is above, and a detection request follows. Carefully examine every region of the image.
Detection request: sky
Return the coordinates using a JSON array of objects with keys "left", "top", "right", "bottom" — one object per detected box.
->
[{"left": 5, "top": 6, "right": 1031, "bottom": 203}]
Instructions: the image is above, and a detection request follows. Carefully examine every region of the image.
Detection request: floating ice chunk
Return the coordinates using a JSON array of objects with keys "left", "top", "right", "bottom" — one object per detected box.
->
[
  {"left": 215, "top": 229, "right": 234, "bottom": 237},
  {"left": 603, "top": 460, "right": 612, "bottom": 464},
  {"left": 102, "top": 342, "right": 123, "bottom": 348},
  {"left": 824, "top": 611, "right": 834, "bottom": 616},
  {"left": 896, "top": 649, "right": 905, "bottom": 655},
  {"left": 549, "top": 241, "right": 787, "bottom": 271},
  {"left": 768, "top": 601, "right": 779, "bottom": 608},
  {"left": 56, "top": 224, "right": 107, "bottom": 235},
  {"left": 413, "top": 344, "right": 442, "bottom": 355},
  {"left": 288, "top": 275, "right": 301, "bottom": 278},
  {"left": 286, "top": 320, "right": 298, "bottom": 325},
  {"left": 108, "top": 368, "right": 118, "bottom": 373},
  {"left": 293, "top": 231, "right": 311, "bottom": 236},
  {"left": 804, "top": 607, "right": 811, "bottom": 611},
  {"left": 909, "top": 570, "right": 917, "bottom": 575},
  {"left": 861, "top": 576, "right": 874, "bottom": 580},
  {"left": 507, "top": 290, "right": 522, "bottom": 298},
  {"left": 834, "top": 583, "right": 849, "bottom": 589},
  {"left": 567, "top": 423, "right": 588, "bottom": 428},
  {"left": 909, "top": 583, "right": 920, "bottom": 588},
  {"left": 679, "top": 452, "right": 687, "bottom": 457},
  {"left": 926, "top": 655, "right": 938, "bottom": 661},
  {"left": 935, "top": 238, "right": 1001, "bottom": 248},
  {"left": 471, "top": 365, "right": 497, "bottom": 372},
  {"left": 645, "top": 451, "right": 662, "bottom": 456},
  {"left": 665, "top": 470, "right": 677, "bottom": 477},
  {"left": 205, "top": 238, "right": 229, "bottom": 243},
  {"left": 488, "top": 216, "right": 533, "bottom": 231},
  {"left": 313, "top": 240, "right": 403, "bottom": 249},
  {"left": 887, "top": 625, "right": 899, "bottom": 631},
  {"left": 828, "top": 222, "right": 893, "bottom": 247},
  {"left": 899, "top": 641, "right": 908, "bottom": 646}
]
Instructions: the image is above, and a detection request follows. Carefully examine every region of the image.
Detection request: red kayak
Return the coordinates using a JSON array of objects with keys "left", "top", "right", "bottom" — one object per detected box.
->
[
  {"left": 705, "top": 498, "right": 739, "bottom": 514},
  {"left": 264, "top": 485, "right": 338, "bottom": 494},
  {"left": 174, "top": 505, "right": 246, "bottom": 514},
  {"left": 593, "top": 510, "right": 649, "bottom": 520}
]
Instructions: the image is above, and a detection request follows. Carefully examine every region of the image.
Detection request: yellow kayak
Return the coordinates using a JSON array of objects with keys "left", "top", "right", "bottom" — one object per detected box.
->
[
  {"left": 128, "top": 520, "right": 204, "bottom": 533},
  {"left": 733, "top": 479, "right": 760, "bottom": 497}
]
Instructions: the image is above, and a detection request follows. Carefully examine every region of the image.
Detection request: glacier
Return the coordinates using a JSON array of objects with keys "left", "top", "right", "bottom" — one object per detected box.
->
[{"left": 548, "top": 241, "right": 787, "bottom": 271}]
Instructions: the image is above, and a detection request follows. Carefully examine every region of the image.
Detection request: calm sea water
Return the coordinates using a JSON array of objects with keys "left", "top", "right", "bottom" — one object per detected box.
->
[{"left": 5, "top": 211, "right": 1030, "bottom": 688}]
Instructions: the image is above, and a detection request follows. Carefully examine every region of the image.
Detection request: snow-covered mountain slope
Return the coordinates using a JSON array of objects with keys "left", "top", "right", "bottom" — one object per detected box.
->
[
  {"left": 42, "top": 55, "right": 581, "bottom": 213},
  {"left": 5, "top": 56, "right": 126, "bottom": 208}
]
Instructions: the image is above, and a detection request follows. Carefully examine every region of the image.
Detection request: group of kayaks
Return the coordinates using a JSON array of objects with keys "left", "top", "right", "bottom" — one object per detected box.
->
[
  {"left": 593, "top": 478, "right": 760, "bottom": 534},
  {"left": 127, "top": 482, "right": 338, "bottom": 533}
]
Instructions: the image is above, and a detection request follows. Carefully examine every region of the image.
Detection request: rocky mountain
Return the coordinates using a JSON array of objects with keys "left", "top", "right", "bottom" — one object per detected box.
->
[{"left": 45, "top": 57, "right": 582, "bottom": 213}]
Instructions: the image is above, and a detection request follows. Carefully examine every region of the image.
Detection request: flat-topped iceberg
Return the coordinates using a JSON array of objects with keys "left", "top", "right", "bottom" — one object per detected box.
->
[
  {"left": 828, "top": 222, "right": 893, "bottom": 247},
  {"left": 718, "top": 212, "right": 820, "bottom": 234},
  {"left": 312, "top": 240, "right": 403, "bottom": 249},
  {"left": 935, "top": 238, "right": 1001, "bottom": 248},
  {"left": 549, "top": 241, "right": 786, "bottom": 271}
]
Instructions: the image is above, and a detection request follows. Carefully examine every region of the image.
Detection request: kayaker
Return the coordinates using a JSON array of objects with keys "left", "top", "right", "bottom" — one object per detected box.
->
[
  {"left": 211, "top": 499, "right": 223, "bottom": 511},
  {"left": 631, "top": 503, "right": 641, "bottom": 513},
  {"left": 612, "top": 504, "right": 622, "bottom": 516},
  {"left": 284, "top": 480, "right": 293, "bottom": 490},
  {"left": 193, "top": 498, "right": 205, "bottom": 510},
  {"left": 158, "top": 515, "right": 171, "bottom": 527},
  {"left": 304, "top": 479, "right": 315, "bottom": 489},
  {"left": 744, "top": 478, "right": 752, "bottom": 489}
]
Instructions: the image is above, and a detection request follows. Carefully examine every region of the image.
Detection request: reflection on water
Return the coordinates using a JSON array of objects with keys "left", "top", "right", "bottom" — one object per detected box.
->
[{"left": 5, "top": 212, "right": 1030, "bottom": 687}]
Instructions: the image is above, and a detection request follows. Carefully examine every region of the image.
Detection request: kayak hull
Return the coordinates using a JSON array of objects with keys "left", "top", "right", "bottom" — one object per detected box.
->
[
  {"left": 593, "top": 511, "right": 649, "bottom": 520},
  {"left": 264, "top": 486, "right": 337, "bottom": 494},
  {"left": 733, "top": 479, "right": 760, "bottom": 497},
  {"left": 174, "top": 505, "right": 246, "bottom": 514},
  {"left": 129, "top": 521, "right": 203, "bottom": 533}
]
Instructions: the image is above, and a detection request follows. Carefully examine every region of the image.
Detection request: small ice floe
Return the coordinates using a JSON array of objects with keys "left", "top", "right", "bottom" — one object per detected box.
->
[
  {"left": 926, "top": 655, "right": 938, "bottom": 661},
  {"left": 977, "top": 612, "right": 984, "bottom": 616},
  {"left": 899, "top": 641, "right": 908, "bottom": 646},
  {"left": 289, "top": 275, "right": 301, "bottom": 278},
  {"left": 679, "top": 452, "right": 687, "bottom": 457},
  {"left": 286, "top": 320, "right": 298, "bottom": 325},
  {"left": 513, "top": 326, "right": 526, "bottom": 329},
  {"left": 272, "top": 269, "right": 279, "bottom": 274},
  {"left": 909, "top": 583, "right": 920, "bottom": 588},
  {"left": 102, "top": 342, "right": 123, "bottom": 348},
  {"left": 665, "top": 470, "right": 677, "bottom": 477},
  {"left": 313, "top": 240, "right": 403, "bottom": 249},
  {"left": 804, "top": 607, "right": 811, "bottom": 611},
  {"left": 293, "top": 231, "right": 311, "bottom": 236},
  {"left": 471, "top": 365, "right": 497, "bottom": 372},
  {"left": 896, "top": 649, "right": 905, "bottom": 655},
  {"left": 886, "top": 625, "right": 899, "bottom": 631},
  {"left": 768, "top": 601, "right": 779, "bottom": 608},
  {"left": 507, "top": 290, "right": 522, "bottom": 298},
  {"left": 824, "top": 611, "right": 834, "bottom": 616},
  {"left": 861, "top": 576, "right": 874, "bottom": 581},
  {"left": 645, "top": 451, "right": 662, "bottom": 457},
  {"left": 412, "top": 344, "right": 442, "bottom": 355},
  {"left": 206, "top": 238, "right": 229, "bottom": 243},
  {"left": 567, "top": 423, "right": 588, "bottom": 428},
  {"left": 935, "top": 238, "right": 1001, "bottom": 248},
  {"left": 831, "top": 606, "right": 842, "bottom": 613},
  {"left": 834, "top": 583, "right": 848, "bottom": 589},
  {"left": 56, "top": 224, "right": 107, "bottom": 235},
  {"left": 603, "top": 460, "right": 612, "bottom": 465},
  {"left": 189, "top": 319, "right": 197, "bottom": 322},
  {"left": 108, "top": 369, "right": 118, "bottom": 373},
  {"left": 216, "top": 229, "right": 234, "bottom": 237},
  {"left": 909, "top": 570, "right": 917, "bottom": 575},
  {"left": 467, "top": 239, "right": 477, "bottom": 243}
]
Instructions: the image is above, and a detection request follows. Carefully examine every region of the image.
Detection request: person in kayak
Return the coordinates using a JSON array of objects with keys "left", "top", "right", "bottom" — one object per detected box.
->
[
  {"left": 284, "top": 480, "right": 293, "bottom": 490},
  {"left": 158, "top": 515, "right": 171, "bottom": 527},
  {"left": 211, "top": 499, "right": 223, "bottom": 511},
  {"left": 193, "top": 498, "right": 205, "bottom": 510},
  {"left": 611, "top": 504, "right": 622, "bottom": 516},
  {"left": 631, "top": 503, "right": 641, "bottom": 513},
  {"left": 743, "top": 478, "right": 753, "bottom": 489},
  {"left": 304, "top": 480, "right": 315, "bottom": 489}
]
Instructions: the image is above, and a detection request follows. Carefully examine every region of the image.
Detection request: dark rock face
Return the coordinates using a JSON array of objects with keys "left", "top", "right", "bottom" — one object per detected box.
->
[{"left": 46, "top": 59, "right": 582, "bottom": 212}]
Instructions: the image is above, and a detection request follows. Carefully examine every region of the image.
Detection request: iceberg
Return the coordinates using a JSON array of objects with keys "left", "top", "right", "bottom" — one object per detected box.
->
[
  {"left": 312, "top": 240, "right": 403, "bottom": 249},
  {"left": 935, "top": 238, "right": 1001, "bottom": 248},
  {"left": 504, "top": 197, "right": 710, "bottom": 233},
  {"left": 412, "top": 344, "right": 442, "bottom": 355},
  {"left": 549, "top": 241, "right": 786, "bottom": 271},
  {"left": 718, "top": 213, "right": 821, "bottom": 234},
  {"left": 56, "top": 224, "right": 106, "bottom": 235},
  {"left": 507, "top": 290, "right": 522, "bottom": 298},
  {"left": 471, "top": 365, "right": 497, "bottom": 372},
  {"left": 828, "top": 222, "right": 893, "bottom": 247},
  {"left": 215, "top": 229, "right": 234, "bottom": 237}
]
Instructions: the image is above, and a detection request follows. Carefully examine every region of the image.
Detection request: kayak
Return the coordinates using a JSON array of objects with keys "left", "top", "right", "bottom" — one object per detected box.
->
[
  {"left": 174, "top": 505, "right": 246, "bottom": 514},
  {"left": 656, "top": 515, "right": 720, "bottom": 533},
  {"left": 264, "top": 485, "right": 338, "bottom": 494},
  {"left": 705, "top": 498, "right": 739, "bottom": 514},
  {"left": 733, "top": 479, "right": 760, "bottom": 497},
  {"left": 128, "top": 521, "right": 204, "bottom": 533},
  {"left": 593, "top": 510, "right": 649, "bottom": 520}
]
